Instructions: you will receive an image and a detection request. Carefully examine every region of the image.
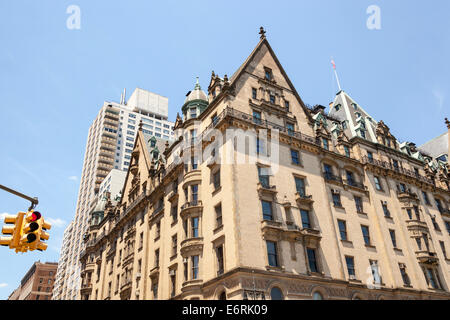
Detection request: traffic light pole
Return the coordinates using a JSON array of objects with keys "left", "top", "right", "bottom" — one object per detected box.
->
[{"left": 0, "top": 184, "right": 39, "bottom": 211}]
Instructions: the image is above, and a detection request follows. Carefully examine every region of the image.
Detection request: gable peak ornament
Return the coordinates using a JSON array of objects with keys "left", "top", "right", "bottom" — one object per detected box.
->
[{"left": 259, "top": 26, "right": 266, "bottom": 39}]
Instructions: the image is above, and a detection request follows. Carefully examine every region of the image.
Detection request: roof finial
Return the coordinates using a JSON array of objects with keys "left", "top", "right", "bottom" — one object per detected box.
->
[
  {"left": 259, "top": 26, "right": 266, "bottom": 39},
  {"left": 195, "top": 76, "right": 201, "bottom": 90},
  {"left": 446, "top": 118, "right": 450, "bottom": 129},
  {"left": 138, "top": 120, "right": 143, "bottom": 131}
]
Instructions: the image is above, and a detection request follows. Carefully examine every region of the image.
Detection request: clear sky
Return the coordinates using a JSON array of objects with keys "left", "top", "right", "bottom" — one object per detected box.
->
[{"left": 0, "top": 0, "right": 448, "bottom": 299}]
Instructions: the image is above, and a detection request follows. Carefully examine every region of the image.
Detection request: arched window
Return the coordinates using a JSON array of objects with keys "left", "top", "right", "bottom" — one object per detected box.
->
[
  {"left": 270, "top": 287, "right": 284, "bottom": 300},
  {"left": 219, "top": 292, "right": 227, "bottom": 300},
  {"left": 313, "top": 292, "right": 323, "bottom": 300}
]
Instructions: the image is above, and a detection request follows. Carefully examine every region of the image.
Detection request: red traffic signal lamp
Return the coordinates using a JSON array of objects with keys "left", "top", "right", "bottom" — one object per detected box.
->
[{"left": 22, "top": 211, "right": 51, "bottom": 252}]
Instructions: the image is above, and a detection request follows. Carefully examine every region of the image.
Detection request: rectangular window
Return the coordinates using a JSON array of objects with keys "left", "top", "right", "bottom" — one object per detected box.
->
[
  {"left": 171, "top": 205, "right": 178, "bottom": 223},
  {"left": 354, "top": 196, "right": 363, "bottom": 213},
  {"left": 307, "top": 248, "right": 319, "bottom": 273},
  {"left": 390, "top": 229, "right": 397, "bottom": 248},
  {"left": 262, "top": 200, "right": 273, "bottom": 221},
  {"left": 382, "top": 202, "right": 390, "bottom": 217},
  {"left": 399, "top": 264, "right": 411, "bottom": 286},
  {"left": 406, "top": 208, "right": 413, "bottom": 220},
  {"left": 361, "top": 225, "right": 371, "bottom": 246},
  {"left": 332, "top": 193, "right": 342, "bottom": 207},
  {"left": 323, "top": 164, "right": 333, "bottom": 178},
  {"left": 445, "top": 221, "right": 450, "bottom": 235},
  {"left": 258, "top": 167, "right": 270, "bottom": 188},
  {"left": 374, "top": 176, "right": 382, "bottom": 191},
  {"left": 253, "top": 110, "right": 262, "bottom": 125},
  {"left": 215, "top": 204, "right": 223, "bottom": 228},
  {"left": 170, "top": 271, "right": 176, "bottom": 297},
  {"left": 344, "top": 145, "right": 350, "bottom": 157},
  {"left": 191, "top": 185, "right": 198, "bottom": 204},
  {"left": 294, "top": 177, "right": 305, "bottom": 196},
  {"left": 155, "top": 249, "right": 160, "bottom": 268},
  {"left": 191, "top": 217, "right": 199, "bottom": 238},
  {"left": 346, "top": 256, "right": 355, "bottom": 277},
  {"left": 252, "top": 88, "right": 257, "bottom": 99},
  {"left": 367, "top": 151, "right": 374, "bottom": 162},
  {"left": 269, "top": 94, "right": 276, "bottom": 104},
  {"left": 285, "top": 101, "right": 290, "bottom": 112},
  {"left": 422, "top": 191, "right": 430, "bottom": 205},
  {"left": 338, "top": 220, "right": 347, "bottom": 241},
  {"left": 191, "top": 256, "right": 199, "bottom": 280},
  {"left": 440, "top": 241, "right": 447, "bottom": 259},
  {"left": 266, "top": 241, "right": 278, "bottom": 267},
  {"left": 265, "top": 68, "right": 273, "bottom": 81},
  {"left": 216, "top": 245, "right": 224, "bottom": 276},
  {"left": 300, "top": 210, "right": 311, "bottom": 229},
  {"left": 286, "top": 122, "right": 294, "bottom": 136},
  {"left": 322, "top": 138, "right": 329, "bottom": 150},
  {"left": 291, "top": 149, "right": 300, "bottom": 165},
  {"left": 172, "top": 235, "right": 177, "bottom": 257},
  {"left": 213, "top": 170, "right": 221, "bottom": 190},
  {"left": 369, "top": 260, "right": 381, "bottom": 285}
]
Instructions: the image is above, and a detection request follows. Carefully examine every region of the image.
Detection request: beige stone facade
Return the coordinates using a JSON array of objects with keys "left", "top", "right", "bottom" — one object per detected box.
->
[{"left": 79, "top": 30, "right": 450, "bottom": 300}]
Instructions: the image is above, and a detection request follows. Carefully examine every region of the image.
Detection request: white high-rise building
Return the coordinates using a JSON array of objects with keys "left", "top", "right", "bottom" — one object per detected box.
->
[{"left": 53, "top": 88, "right": 174, "bottom": 300}]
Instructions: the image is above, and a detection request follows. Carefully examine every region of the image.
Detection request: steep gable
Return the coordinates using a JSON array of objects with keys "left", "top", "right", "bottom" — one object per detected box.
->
[{"left": 227, "top": 31, "right": 314, "bottom": 135}]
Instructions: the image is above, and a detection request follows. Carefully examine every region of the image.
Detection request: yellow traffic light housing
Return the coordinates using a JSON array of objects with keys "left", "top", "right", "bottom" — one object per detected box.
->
[
  {"left": 21, "top": 211, "right": 51, "bottom": 252},
  {"left": 0, "top": 212, "right": 26, "bottom": 250}
]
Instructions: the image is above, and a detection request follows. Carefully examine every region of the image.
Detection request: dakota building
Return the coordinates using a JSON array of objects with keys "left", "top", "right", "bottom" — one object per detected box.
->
[{"left": 79, "top": 29, "right": 450, "bottom": 300}]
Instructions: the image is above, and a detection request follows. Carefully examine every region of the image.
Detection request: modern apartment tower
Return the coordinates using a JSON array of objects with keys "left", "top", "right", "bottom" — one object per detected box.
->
[{"left": 53, "top": 88, "right": 174, "bottom": 300}]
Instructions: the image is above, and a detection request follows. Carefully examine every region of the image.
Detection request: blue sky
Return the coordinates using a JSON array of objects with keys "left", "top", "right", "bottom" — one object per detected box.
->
[{"left": 0, "top": 0, "right": 448, "bottom": 299}]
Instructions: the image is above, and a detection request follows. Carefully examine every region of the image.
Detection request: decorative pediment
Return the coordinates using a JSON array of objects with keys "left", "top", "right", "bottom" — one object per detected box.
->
[{"left": 376, "top": 120, "right": 398, "bottom": 149}]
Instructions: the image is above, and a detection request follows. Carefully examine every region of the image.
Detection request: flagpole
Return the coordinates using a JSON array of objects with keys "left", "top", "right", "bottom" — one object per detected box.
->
[{"left": 331, "top": 58, "right": 342, "bottom": 91}]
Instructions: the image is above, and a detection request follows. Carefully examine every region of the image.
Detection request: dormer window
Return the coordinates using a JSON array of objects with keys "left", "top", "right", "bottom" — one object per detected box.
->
[
  {"left": 322, "top": 138, "right": 329, "bottom": 151},
  {"left": 269, "top": 94, "right": 276, "bottom": 104},
  {"left": 360, "top": 130, "right": 366, "bottom": 139},
  {"left": 265, "top": 68, "right": 273, "bottom": 81},
  {"left": 212, "top": 89, "right": 216, "bottom": 99},
  {"left": 285, "top": 101, "right": 290, "bottom": 112},
  {"left": 344, "top": 145, "right": 350, "bottom": 157},
  {"left": 190, "top": 107, "right": 197, "bottom": 119}
]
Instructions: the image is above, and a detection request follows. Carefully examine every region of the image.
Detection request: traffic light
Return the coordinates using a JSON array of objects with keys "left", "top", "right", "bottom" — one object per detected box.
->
[
  {"left": 21, "top": 211, "right": 51, "bottom": 252},
  {"left": 0, "top": 212, "right": 26, "bottom": 250}
]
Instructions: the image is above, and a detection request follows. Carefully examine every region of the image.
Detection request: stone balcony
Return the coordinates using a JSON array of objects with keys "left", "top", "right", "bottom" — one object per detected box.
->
[
  {"left": 323, "top": 172, "right": 343, "bottom": 185},
  {"left": 406, "top": 219, "right": 429, "bottom": 233},
  {"left": 149, "top": 266, "right": 160, "bottom": 279},
  {"left": 257, "top": 182, "right": 277, "bottom": 195},
  {"left": 397, "top": 190, "right": 419, "bottom": 202},
  {"left": 167, "top": 189, "right": 179, "bottom": 203},
  {"left": 180, "top": 237, "right": 204, "bottom": 257},
  {"left": 180, "top": 201, "right": 203, "bottom": 219},
  {"left": 181, "top": 279, "right": 203, "bottom": 293},
  {"left": 295, "top": 192, "right": 314, "bottom": 205},
  {"left": 301, "top": 228, "right": 322, "bottom": 247},
  {"left": 80, "top": 283, "right": 93, "bottom": 295},
  {"left": 415, "top": 251, "right": 438, "bottom": 265},
  {"left": 183, "top": 170, "right": 202, "bottom": 187}
]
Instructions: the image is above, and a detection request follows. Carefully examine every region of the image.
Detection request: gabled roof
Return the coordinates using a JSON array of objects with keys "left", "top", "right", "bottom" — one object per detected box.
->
[
  {"left": 228, "top": 31, "right": 314, "bottom": 123},
  {"left": 419, "top": 132, "right": 448, "bottom": 160}
]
